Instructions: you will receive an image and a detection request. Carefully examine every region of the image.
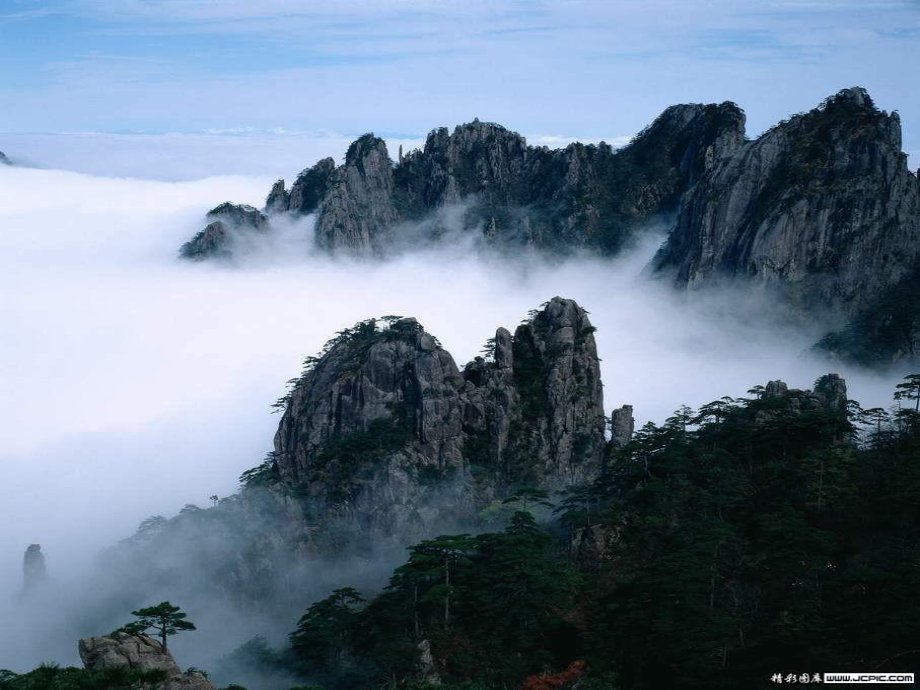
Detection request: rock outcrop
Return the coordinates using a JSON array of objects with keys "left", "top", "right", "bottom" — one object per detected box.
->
[
  {"left": 609, "top": 405, "right": 635, "bottom": 450},
  {"left": 313, "top": 135, "right": 401, "bottom": 255},
  {"left": 179, "top": 203, "right": 269, "bottom": 261},
  {"left": 653, "top": 88, "right": 920, "bottom": 363},
  {"left": 22, "top": 544, "right": 46, "bottom": 593},
  {"left": 279, "top": 156, "right": 337, "bottom": 216},
  {"left": 754, "top": 374, "right": 849, "bottom": 426},
  {"left": 79, "top": 633, "right": 215, "bottom": 690},
  {"left": 0, "top": 150, "right": 11, "bottom": 165},
  {"left": 272, "top": 297, "right": 607, "bottom": 538},
  {"left": 179, "top": 105, "right": 745, "bottom": 259}
]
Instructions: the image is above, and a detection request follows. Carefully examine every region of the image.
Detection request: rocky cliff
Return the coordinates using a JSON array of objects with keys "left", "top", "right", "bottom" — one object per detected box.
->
[
  {"left": 653, "top": 88, "right": 920, "bottom": 362},
  {"left": 79, "top": 633, "right": 215, "bottom": 690},
  {"left": 272, "top": 296, "right": 608, "bottom": 540},
  {"left": 180, "top": 105, "right": 744, "bottom": 259},
  {"left": 0, "top": 151, "right": 10, "bottom": 165}
]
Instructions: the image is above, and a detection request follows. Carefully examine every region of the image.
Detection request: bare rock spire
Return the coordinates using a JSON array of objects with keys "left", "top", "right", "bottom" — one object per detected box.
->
[{"left": 23, "top": 543, "right": 46, "bottom": 592}]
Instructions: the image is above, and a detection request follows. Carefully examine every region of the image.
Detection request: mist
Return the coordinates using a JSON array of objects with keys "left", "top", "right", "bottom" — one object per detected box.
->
[{"left": 0, "top": 156, "right": 908, "bottom": 679}]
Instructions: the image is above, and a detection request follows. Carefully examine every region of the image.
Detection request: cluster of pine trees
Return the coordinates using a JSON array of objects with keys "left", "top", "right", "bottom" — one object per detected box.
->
[
  {"left": 223, "top": 375, "right": 920, "bottom": 689},
  {"left": 7, "top": 377, "right": 918, "bottom": 690}
]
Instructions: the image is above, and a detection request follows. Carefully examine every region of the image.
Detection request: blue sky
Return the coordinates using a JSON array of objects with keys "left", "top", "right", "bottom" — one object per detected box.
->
[{"left": 1, "top": 0, "right": 919, "bottom": 155}]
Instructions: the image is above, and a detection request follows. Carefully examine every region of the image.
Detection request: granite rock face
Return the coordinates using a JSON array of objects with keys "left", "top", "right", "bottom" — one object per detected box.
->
[
  {"left": 313, "top": 135, "right": 401, "bottom": 255},
  {"left": 653, "top": 88, "right": 920, "bottom": 362},
  {"left": 79, "top": 633, "right": 182, "bottom": 674},
  {"left": 79, "top": 633, "right": 215, "bottom": 690},
  {"left": 460, "top": 297, "right": 607, "bottom": 488},
  {"left": 272, "top": 297, "right": 607, "bottom": 537},
  {"left": 609, "top": 405, "right": 635, "bottom": 449},
  {"left": 269, "top": 156, "right": 337, "bottom": 217},
  {"left": 179, "top": 203, "right": 269, "bottom": 261}
]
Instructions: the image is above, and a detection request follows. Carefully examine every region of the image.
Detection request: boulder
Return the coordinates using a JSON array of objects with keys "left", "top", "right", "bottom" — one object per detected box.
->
[{"left": 78, "top": 633, "right": 215, "bottom": 690}]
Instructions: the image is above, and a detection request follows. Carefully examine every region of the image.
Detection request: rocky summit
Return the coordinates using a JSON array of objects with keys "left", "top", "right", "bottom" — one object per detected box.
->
[
  {"left": 652, "top": 88, "right": 920, "bottom": 363},
  {"left": 272, "top": 296, "right": 610, "bottom": 539},
  {"left": 179, "top": 202, "right": 269, "bottom": 261}
]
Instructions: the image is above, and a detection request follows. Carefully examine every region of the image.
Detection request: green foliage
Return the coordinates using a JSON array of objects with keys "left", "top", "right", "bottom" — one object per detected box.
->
[
  {"left": 239, "top": 453, "right": 281, "bottom": 488},
  {"left": 118, "top": 601, "right": 196, "bottom": 652},
  {"left": 290, "top": 587, "right": 365, "bottom": 668},
  {"left": 292, "top": 514, "right": 580, "bottom": 688},
  {"left": 579, "top": 382, "right": 920, "bottom": 689},
  {"left": 0, "top": 664, "right": 167, "bottom": 690},
  {"left": 501, "top": 486, "right": 554, "bottom": 513}
]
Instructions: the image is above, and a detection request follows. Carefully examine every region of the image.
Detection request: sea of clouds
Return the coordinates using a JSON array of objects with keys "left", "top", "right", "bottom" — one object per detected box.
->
[{"left": 0, "top": 135, "right": 908, "bottom": 673}]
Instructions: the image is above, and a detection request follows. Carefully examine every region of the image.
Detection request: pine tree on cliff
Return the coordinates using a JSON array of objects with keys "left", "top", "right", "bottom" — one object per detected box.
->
[
  {"left": 119, "top": 601, "right": 196, "bottom": 653},
  {"left": 894, "top": 373, "right": 920, "bottom": 412}
]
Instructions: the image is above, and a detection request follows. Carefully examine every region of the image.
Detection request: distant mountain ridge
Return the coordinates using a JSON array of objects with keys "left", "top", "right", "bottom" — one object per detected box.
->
[
  {"left": 180, "top": 104, "right": 745, "bottom": 259},
  {"left": 179, "top": 88, "right": 920, "bottom": 365}
]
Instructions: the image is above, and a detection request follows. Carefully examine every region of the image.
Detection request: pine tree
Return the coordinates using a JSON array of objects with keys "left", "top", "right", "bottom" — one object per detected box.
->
[{"left": 119, "top": 602, "right": 196, "bottom": 653}]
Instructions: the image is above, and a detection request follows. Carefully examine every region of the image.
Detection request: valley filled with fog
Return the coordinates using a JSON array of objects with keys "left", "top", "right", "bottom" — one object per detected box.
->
[{"left": 0, "top": 143, "right": 908, "bottom": 674}]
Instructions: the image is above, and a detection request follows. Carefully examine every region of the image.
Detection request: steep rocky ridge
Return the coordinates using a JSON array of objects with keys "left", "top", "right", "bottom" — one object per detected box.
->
[
  {"left": 654, "top": 88, "right": 920, "bottom": 362},
  {"left": 179, "top": 104, "right": 745, "bottom": 259}
]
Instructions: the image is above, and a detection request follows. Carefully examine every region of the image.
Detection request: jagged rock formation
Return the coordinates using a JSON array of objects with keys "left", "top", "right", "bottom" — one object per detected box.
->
[
  {"left": 180, "top": 106, "right": 744, "bottom": 259},
  {"left": 272, "top": 296, "right": 607, "bottom": 538},
  {"left": 609, "top": 404, "right": 635, "bottom": 449},
  {"left": 79, "top": 633, "right": 215, "bottom": 690},
  {"left": 313, "top": 135, "right": 401, "bottom": 255},
  {"left": 22, "top": 544, "right": 46, "bottom": 592},
  {"left": 0, "top": 150, "right": 11, "bottom": 165},
  {"left": 273, "top": 156, "right": 336, "bottom": 216},
  {"left": 653, "top": 88, "right": 920, "bottom": 363},
  {"left": 179, "top": 203, "right": 269, "bottom": 261},
  {"left": 762, "top": 374, "right": 848, "bottom": 413}
]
